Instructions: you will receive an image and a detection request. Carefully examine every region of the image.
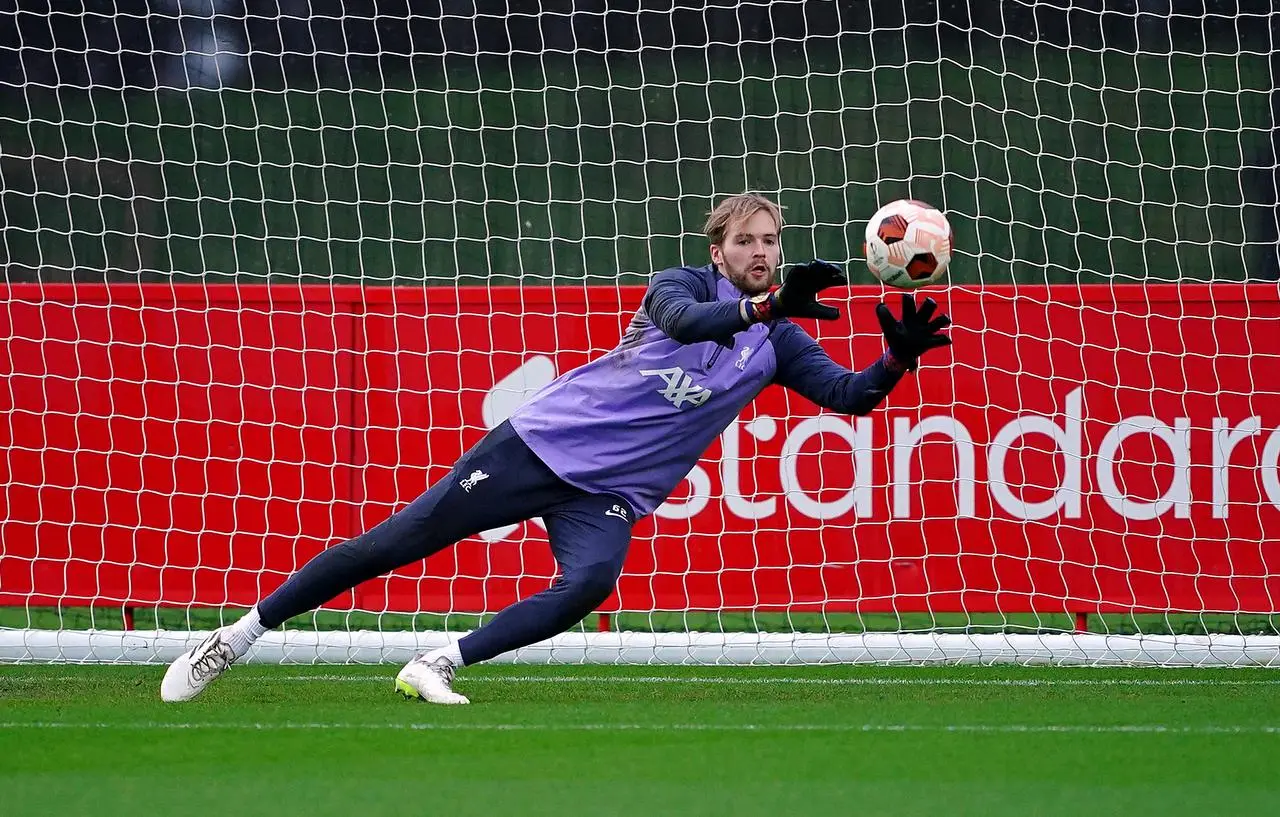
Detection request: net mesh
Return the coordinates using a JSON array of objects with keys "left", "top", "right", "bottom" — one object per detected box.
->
[{"left": 2, "top": 2, "right": 1279, "bottom": 663}]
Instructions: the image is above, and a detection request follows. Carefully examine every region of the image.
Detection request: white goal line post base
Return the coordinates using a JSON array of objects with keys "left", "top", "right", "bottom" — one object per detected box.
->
[{"left": 2, "top": 630, "right": 1278, "bottom": 668}]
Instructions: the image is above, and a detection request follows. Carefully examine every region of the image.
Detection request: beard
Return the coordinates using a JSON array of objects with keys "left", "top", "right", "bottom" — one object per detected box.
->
[{"left": 722, "top": 259, "right": 775, "bottom": 295}]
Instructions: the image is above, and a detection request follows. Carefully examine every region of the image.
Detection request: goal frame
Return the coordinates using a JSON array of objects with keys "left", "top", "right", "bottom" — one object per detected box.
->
[{"left": 2, "top": 282, "right": 1278, "bottom": 667}]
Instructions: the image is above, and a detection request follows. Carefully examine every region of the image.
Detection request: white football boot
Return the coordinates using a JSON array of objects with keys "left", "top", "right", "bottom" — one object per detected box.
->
[
  {"left": 160, "top": 630, "right": 237, "bottom": 702},
  {"left": 395, "top": 654, "right": 470, "bottom": 705}
]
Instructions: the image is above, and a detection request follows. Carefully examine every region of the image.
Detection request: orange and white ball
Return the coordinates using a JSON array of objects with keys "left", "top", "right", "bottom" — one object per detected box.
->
[{"left": 863, "top": 199, "right": 953, "bottom": 289}]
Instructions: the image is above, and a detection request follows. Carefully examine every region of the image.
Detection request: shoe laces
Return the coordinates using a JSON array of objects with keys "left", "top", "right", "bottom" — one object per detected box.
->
[
  {"left": 431, "top": 658, "right": 456, "bottom": 686},
  {"left": 411, "top": 652, "right": 456, "bottom": 686},
  {"left": 190, "top": 635, "right": 233, "bottom": 681}
]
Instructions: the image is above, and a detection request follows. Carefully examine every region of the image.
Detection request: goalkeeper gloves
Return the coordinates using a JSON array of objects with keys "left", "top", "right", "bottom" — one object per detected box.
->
[
  {"left": 743, "top": 260, "right": 847, "bottom": 323},
  {"left": 877, "top": 293, "right": 953, "bottom": 372}
]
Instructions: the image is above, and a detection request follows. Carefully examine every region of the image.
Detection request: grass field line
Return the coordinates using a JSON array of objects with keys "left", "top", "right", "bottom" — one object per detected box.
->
[
  {"left": 0, "top": 721, "right": 1277, "bottom": 735},
  {"left": 5, "top": 673, "right": 1280, "bottom": 687},
  {"left": 259, "top": 674, "right": 1280, "bottom": 687}
]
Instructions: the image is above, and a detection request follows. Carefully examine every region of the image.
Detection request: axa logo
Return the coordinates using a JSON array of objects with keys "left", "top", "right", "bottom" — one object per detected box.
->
[
  {"left": 639, "top": 367, "right": 712, "bottom": 409},
  {"left": 459, "top": 469, "right": 489, "bottom": 492}
]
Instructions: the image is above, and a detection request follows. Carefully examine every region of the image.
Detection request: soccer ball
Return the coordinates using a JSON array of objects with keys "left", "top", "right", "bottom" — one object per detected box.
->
[{"left": 863, "top": 199, "right": 953, "bottom": 289}]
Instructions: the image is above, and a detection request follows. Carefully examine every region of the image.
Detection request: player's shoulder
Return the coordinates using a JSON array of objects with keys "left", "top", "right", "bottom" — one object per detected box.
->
[{"left": 647, "top": 263, "right": 718, "bottom": 299}]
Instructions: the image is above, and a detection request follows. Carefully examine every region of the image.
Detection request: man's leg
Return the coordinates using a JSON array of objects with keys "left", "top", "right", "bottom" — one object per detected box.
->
[
  {"left": 396, "top": 492, "right": 633, "bottom": 703},
  {"left": 160, "top": 421, "right": 563, "bottom": 702}
]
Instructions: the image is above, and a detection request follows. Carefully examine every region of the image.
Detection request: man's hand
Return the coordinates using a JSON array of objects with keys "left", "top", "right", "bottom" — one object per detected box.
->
[
  {"left": 744, "top": 260, "right": 847, "bottom": 323},
  {"left": 876, "top": 293, "right": 952, "bottom": 372}
]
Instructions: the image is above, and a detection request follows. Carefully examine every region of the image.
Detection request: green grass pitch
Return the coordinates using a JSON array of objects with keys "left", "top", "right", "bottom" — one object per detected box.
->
[{"left": 2, "top": 664, "right": 1278, "bottom": 816}]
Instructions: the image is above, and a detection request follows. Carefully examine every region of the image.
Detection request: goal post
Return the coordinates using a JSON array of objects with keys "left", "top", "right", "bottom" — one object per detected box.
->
[{"left": 2, "top": 4, "right": 1279, "bottom": 666}]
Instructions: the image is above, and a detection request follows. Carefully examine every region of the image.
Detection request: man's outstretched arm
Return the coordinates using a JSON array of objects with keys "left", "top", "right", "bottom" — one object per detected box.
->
[
  {"left": 773, "top": 294, "right": 953, "bottom": 416},
  {"left": 772, "top": 328, "right": 907, "bottom": 416},
  {"left": 643, "top": 261, "right": 847, "bottom": 346},
  {"left": 642, "top": 268, "right": 750, "bottom": 346}
]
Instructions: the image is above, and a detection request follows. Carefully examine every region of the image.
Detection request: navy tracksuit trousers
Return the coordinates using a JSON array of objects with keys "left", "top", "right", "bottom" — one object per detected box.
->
[{"left": 256, "top": 421, "right": 634, "bottom": 665}]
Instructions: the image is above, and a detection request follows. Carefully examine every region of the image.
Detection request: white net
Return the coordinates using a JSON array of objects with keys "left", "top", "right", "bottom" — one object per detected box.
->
[{"left": 1, "top": 2, "right": 1278, "bottom": 665}]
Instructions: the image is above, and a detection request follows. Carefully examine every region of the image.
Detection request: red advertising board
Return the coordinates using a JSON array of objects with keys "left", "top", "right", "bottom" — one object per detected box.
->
[{"left": 2, "top": 283, "right": 1279, "bottom": 617}]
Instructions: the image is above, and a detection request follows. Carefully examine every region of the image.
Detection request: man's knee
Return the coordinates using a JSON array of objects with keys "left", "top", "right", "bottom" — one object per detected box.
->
[{"left": 559, "top": 560, "right": 622, "bottom": 607}]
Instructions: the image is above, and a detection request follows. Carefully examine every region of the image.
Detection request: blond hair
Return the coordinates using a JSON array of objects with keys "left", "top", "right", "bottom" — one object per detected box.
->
[{"left": 703, "top": 194, "right": 784, "bottom": 246}]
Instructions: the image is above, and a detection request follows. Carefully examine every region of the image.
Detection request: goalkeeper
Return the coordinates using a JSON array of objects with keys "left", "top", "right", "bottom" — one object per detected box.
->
[{"left": 161, "top": 193, "right": 952, "bottom": 704}]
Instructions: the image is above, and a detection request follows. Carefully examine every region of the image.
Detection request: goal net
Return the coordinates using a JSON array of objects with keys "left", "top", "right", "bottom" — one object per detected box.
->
[{"left": 2, "top": 2, "right": 1279, "bottom": 666}]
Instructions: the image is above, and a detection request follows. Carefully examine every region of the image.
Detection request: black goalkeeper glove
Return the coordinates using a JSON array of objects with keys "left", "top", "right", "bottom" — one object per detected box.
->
[
  {"left": 743, "top": 260, "right": 847, "bottom": 323},
  {"left": 876, "top": 293, "right": 953, "bottom": 372}
]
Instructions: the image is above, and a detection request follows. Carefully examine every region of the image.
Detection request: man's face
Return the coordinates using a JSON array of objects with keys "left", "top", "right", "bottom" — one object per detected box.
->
[{"left": 710, "top": 209, "right": 781, "bottom": 296}]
